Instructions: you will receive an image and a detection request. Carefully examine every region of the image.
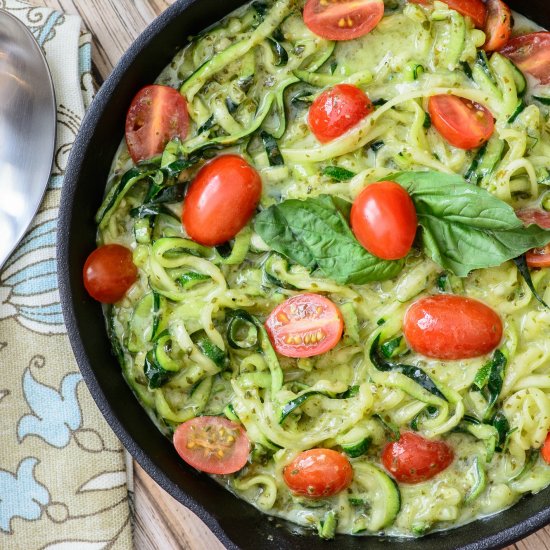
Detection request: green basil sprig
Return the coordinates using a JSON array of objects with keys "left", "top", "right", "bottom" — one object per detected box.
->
[
  {"left": 254, "top": 195, "right": 403, "bottom": 284},
  {"left": 254, "top": 171, "right": 550, "bottom": 283}
]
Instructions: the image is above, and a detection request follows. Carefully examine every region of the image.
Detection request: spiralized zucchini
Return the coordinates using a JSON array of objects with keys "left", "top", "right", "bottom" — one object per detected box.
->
[{"left": 100, "top": 0, "right": 550, "bottom": 539}]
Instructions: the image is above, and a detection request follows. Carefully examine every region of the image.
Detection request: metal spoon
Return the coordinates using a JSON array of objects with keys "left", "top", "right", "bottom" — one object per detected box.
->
[{"left": 0, "top": 9, "right": 56, "bottom": 270}]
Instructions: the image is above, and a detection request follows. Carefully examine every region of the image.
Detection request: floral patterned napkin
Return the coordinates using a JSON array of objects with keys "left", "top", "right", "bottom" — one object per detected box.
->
[{"left": 0, "top": 1, "right": 132, "bottom": 548}]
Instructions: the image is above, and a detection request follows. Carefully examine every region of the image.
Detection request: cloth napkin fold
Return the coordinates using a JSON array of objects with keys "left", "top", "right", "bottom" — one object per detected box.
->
[{"left": 0, "top": 2, "right": 132, "bottom": 548}]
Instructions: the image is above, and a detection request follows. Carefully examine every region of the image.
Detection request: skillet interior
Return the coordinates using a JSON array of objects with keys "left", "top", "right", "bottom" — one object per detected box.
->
[{"left": 58, "top": 1, "right": 550, "bottom": 548}]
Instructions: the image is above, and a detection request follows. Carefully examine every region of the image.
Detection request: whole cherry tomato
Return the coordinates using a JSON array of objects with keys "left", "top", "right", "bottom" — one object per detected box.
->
[
  {"left": 351, "top": 181, "right": 417, "bottom": 260},
  {"left": 182, "top": 155, "right": 262, "bottom": 246},
  {"left": 283, "top": 448, "right": 353, "bottom": 498},
  {"left": 303, "top": 0, "right": 384, "bottom": 41},
  {"left": 125, "top": 85, "right": 189, "bottom": 163},
  {"left": 403, "top": 295, "right": 503, "bottom": 360},
  {"left": 83, "top": 244, "right": 137, "bottom": 303},
  {"left": 428, "top": 95, "right": 494, "bottom": 150},
  {"left": 173, "top": 416, "right": 250, "bottom": 475},
  {"left": 308, "top": 84, "right": 374, "bottom": 143},
  {"left": 542, "top": 433, "right": 550, "bottom": 464},
  {"left": 483, "top": 0, "right": 512, "bottom": 52},
  {"left": 382, "top": 432, "right": 454, "bottom": 484},
  {"left": 500, "top": 32, "right": 550, "bottom": 85},
  {"left": 265, "top": 294, "right": 344, "bottom": 358}
]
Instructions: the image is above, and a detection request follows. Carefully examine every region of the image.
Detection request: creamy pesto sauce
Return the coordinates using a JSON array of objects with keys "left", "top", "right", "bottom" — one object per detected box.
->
[{"left": 100, "top": 0, "right": 550, "bottom": 539}]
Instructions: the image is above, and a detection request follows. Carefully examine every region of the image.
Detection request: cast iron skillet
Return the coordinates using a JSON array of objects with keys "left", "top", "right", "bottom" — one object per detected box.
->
[{"left": 58, "top": 1, "right": 550, "bottom": 548}]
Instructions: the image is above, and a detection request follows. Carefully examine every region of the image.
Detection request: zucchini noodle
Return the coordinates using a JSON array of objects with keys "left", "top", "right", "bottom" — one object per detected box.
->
[{"left": 99, "top": 0, "right": 550, "bottom": 539}]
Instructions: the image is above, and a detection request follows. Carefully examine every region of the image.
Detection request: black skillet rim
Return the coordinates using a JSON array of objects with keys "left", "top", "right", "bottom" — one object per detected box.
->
[{"left": 57, "top": 1, "right": 550, "bottom": 548}]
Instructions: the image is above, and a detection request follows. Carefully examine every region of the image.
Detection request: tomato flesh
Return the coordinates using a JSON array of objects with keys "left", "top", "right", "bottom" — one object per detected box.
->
[
  {"left": 483, "top": 0, "right": 512, "bottom": 52},
  {"left": 303, "top": 0, "right": 384, "bottom": 41},
  {"left": 83, "top": 244, "right": 137, "bottom": 304},
  {"left": 428, "top": 95, "right": 494, "bottom": 150},
  {"left": 404, "top": 295, "right": 503, "bottom": 360},
  {"left": 265, "top": 294, "right": 344, "bottom": 358},
  {"left": 382, "top": 432, "right": 454, "bottom": 484},
  {"left": 444, "top": 0, "right": 486, "bottom": 28},
  {"left": 173, "top": 416, "right": 250, "bottom": 475},
  {"left": 500, "top": 32, "right": 550, "bottom": 85},
  {"left": 283, "top": 448, "right": 353, "bottom": 498},
  {"left": 542, "top": 433, "right": 550, "bottom": 464},
  {"left": 516, "top": 208, "right": 550, "bottom": 229},
  {"left": 526, "top": 245, "right": 550, "bottom": 269},
  {"left": 516, "top": 209, "right": 550, "bottom": 267},
  {"left": 125, "top": 85, "right": 189, "bottom": 163},
  {"left": 182, "top": 155, "right": 262, "bottom": 246},
  {"left": 308, "top": 84, "right": 374, "bottom": 143},
  {"left": 351, "top": 181, "right": 417, "bottom": 260}
]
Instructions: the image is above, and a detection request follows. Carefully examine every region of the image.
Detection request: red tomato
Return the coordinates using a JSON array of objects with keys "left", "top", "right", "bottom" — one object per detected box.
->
[
  {"left": 483, "top": 0, "right": 512, "bottom": 52},
  {"left": 516, "top": 208, "right": 550, "bottom": 229},
  {"left": 173, "top": 416, "right": 250, "bottom": 475},
  {"left": 526, "top": 245, "right": 550, "bottom": 269},
  {"left": 444, "top": 0, "right": 486, "bottom": 28},
  {"left": 308, "top": 84, "right": 374, "bottom": 143},
  {"left": 408, "top": 0, "right": 486, "bottom": 28},
  {"left": 83, "top": 244, "right": 137, "bottom": 304},
  {"left": 381, "top": 432, "right": 454, "bottom": 484},
  {"left": 428, "top": 95, "right": 494, "bottom": 150},
  {"left": 303, "top": 0, "right": 384, "bottom": 41},
  {"left": 125, "top": 85, "right": 189, "bottom": 163},
  {"left": 351, "top": 181, "right": 417, "bottom": 260},
  {"left": 515, "top": 209, "right": 550, "bottom": 268},
  {"left": 500, "top": 32, "right": 550, "bottom": 85},
  {"left": 265, "top": 294, "right": 344, "bottom": 358},
  {"left": 403, "top": 295, "right": 503, "bottom": 360},
  {"left": 182, "top": 155, "right": 262, "bottom": 246},
  {"left": 542, "top": 433, "right": 550, "bottom": 464},
  {"left": 283, "top": 448, "right": 353, "bottom": 498}
]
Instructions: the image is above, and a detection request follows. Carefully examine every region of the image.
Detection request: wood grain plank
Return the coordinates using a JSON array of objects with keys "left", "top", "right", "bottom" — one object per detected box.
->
[
  {"left": 134, "top": 462, "right": 224, "bottom": 550},
  {"left": 27, "top": 0, "right": 550, "bottom": 548}
]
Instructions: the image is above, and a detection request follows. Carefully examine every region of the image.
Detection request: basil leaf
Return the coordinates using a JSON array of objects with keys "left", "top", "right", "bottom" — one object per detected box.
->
[
  {"left": 254, "top": 195, "right": 403, "bottom": 284},
  {"left": 393, "top": 171, "right": 550, "bottom": 277}
]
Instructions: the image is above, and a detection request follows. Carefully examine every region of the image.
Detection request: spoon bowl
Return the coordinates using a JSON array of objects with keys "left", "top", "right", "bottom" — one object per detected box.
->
[{"left": 0, "top": 9, "right": 56, "bottom": 269}]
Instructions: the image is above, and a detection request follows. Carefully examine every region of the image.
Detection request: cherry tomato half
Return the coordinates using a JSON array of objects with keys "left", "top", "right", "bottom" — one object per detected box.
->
[
  {"left": 483, "top": 0, "right": 512, "bottom": 52},
  {"left": 83, "top": 244, "right": 137, "bottom": 304},
  {"left": 308, "top": 84, "right": 374, "bottom": 143},
  {"left": 173, "top": 416, "right": 250, "bottom": 475},
  {"left": 542, "top": 433, "right": 550, "bottom": 464},
  {"left": 403, "top": 295, "right": 503, "bottom": 360},
  {"left": 182, "top": 155, "right": 262, "bottom": 246},
  {"left": 283, "top": 448, "right": 353, "bottom": 498},
  {"left": 265, "top": 294, "right": 344, "bottom": 358},
  {"left": 408, "top": 0, "right": 486, "bottom": 28},
  {"left": 428, "top": 95, "right": 494, "bottom": 150},
  {"left": 516, "top": 208, "right": 550, "bottom": 229},
  {"left": 444, "top": 0, "right": 486, "bottom": 28},
  {"left": 303, "top": 0, "right": 384, "bottom": 41},
  {"left": 125, "top": 85, "right": 189, "bottom": 163},
  {"left": 351, "top": 181, "right": 417, "bottom": 260},
  {"left": 515, "top": 209, "right": 550, "bottom": 268},
  {"left": 381, "top": 432, "right": 454, "bottom": 484},
  {"left": 526, "top": 245, "right": 550, "bottom": 269},
  {"left": 500, "top": 32, "right": 550, "bottom": 85}
]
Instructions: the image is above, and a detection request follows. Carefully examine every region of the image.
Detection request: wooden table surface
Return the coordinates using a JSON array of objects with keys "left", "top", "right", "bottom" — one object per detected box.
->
[{"left": 30, "top": 1, "right": 550, "bottom": 548}]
